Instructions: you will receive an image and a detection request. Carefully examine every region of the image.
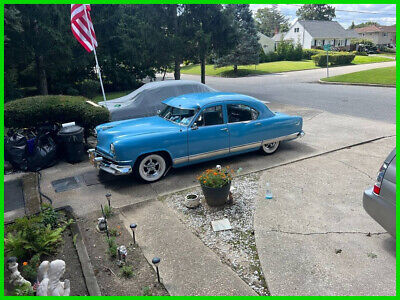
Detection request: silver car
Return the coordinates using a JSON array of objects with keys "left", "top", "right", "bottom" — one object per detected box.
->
[
  {"left": 363, "top": 148, "right": 396, "bottom": 238},
  {"left": 99, "top": 80, "right": 216, "bottom": 121}
]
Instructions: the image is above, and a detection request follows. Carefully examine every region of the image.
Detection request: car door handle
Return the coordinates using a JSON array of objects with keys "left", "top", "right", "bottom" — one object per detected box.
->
[
  {"left": 220, "top": 128, "right": 229, "bottom": 132},
  {"left": 255, "top": 122, "right": 262, "bottom": 126}
]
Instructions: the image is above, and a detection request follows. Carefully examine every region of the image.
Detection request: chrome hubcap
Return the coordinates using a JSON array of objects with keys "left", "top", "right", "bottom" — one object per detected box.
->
[
  {"left": 263, "top": 141, "right": 279, "bottom": 153},
  {"left": 139, "top": 154, "right": 166, "bottom": 181}
]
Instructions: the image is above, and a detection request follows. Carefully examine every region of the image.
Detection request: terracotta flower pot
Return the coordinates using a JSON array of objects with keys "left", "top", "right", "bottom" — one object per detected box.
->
[{"left": 201, "top": 181, "right": 231, "bottom": 207}]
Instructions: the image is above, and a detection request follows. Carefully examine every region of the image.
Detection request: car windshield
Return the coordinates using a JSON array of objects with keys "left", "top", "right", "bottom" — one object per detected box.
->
[{"left": 159, "top": 104, "right": 196, "bottom": 126}]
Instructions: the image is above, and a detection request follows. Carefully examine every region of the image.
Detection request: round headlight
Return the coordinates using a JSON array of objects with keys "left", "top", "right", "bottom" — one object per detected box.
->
[{"left": 110, "top": 143, "right": 115, "bottom": 155}]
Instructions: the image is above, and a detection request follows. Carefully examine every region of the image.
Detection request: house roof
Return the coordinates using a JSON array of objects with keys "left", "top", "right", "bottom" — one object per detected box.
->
[
  {"left": 272, "top": 33, "right": 284, "bottom": 41},
  {"left": 298, "top": 20, "right": 359, "bottom": 38},
  {"left": 355, "top": 25, "right": 396, "bottom": 33}
]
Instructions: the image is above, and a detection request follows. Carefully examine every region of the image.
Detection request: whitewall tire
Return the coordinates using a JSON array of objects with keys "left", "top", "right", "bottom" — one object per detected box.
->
[
  {"left": 261, "top": 141, "right": 280, "bottom": 155},
  {"left": 135, "top": 154, "right": 167, "bottom": 182}
]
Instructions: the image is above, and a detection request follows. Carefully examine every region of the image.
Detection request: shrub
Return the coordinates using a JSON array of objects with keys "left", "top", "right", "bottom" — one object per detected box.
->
[
  {"left": 302, "top": 49, "right": 324, "bottom": 60},
  {"left": 5, "top": 212, "right": 73, "bottom": 261},
  {"left": 142, "top": 286, "right": 153, "bottom": 296},
  {"left": 293, "top": 42, "right": 303, "bottom": 61},
  {"left": 10, "top": 283, "right": 35, "bottom": 296},
  {"left": 41, "top": 203, "right": 59, "bottom": 229},
  {"left": 106, "top": 237, "right": 118, "bottom": 258},
  {"left": 4, "top": 95, "right": 110, "bottom": 131},
  {"left": 103, "top": 204, "right": 113, "bottom": 218},
  {"left": 77, "top": 79, "right": 101, "bottom": 99},
  {"left": 352, "top": 51, "right": 368, "bottom": 56},
  {"left": 120, "top": 265, "right": 134, "bottom": 278},
  {"left": 259, "top": 49, "right": 279, "bottom": 63},
  {"left": 311, "top": 52, "right": 355, "bottom": 67}
]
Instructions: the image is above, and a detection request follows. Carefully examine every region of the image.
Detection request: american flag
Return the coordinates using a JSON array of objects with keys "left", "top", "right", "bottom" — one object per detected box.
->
[{"left": 71, "top": 4, "right": 98, "bottom": 52}]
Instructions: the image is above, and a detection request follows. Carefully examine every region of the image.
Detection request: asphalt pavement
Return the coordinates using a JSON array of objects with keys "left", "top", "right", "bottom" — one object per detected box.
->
[{"left": 170, "top": 61, "right": 396, "bottom": 123}]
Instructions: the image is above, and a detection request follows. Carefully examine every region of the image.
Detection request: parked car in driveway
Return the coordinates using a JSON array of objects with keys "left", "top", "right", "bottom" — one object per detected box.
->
[
  {"left": 363, "top": 148, "right": 396, "bottom": 238},
  {"left": 98, "top": 80, "right": 216, "bottom": 121},
  {"left": 89, "top": 92, "right": 304, "bottom": 182}
]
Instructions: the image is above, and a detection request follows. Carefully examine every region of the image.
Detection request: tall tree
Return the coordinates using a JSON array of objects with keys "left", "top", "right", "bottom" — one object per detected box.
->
[
  {"left": 296, "top": 4, "right": 336, "bottom": 21},
  {"left": 348, "top": 21, "right": 379, "bottom": 29},
  {"left": 255, "top": 5, "right": 289, "bottom": 37},
  {"left": 181, "top": 4, "right": 236, "bottom": 83},
  {"left": 215, "top": 4, "right": 259, "bottom": 74}
]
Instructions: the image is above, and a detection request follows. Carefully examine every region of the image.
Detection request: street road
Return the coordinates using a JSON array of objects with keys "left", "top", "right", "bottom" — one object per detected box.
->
[{"left": 169, "top": 61, "right": 396, "bottom": 124}]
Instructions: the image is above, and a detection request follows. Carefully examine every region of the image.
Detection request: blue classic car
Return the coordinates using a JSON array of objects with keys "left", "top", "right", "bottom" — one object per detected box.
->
[{"left": 89, "top": 92, "right": 304, "bottom": 182}]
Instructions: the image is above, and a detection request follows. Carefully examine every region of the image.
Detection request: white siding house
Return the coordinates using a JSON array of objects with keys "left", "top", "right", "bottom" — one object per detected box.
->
[
  {"left": 283, "top": 20, "right": 359, "bottom": 49},
  {"left": 257, "top": 32, "right": 275, "bottom": 54}
]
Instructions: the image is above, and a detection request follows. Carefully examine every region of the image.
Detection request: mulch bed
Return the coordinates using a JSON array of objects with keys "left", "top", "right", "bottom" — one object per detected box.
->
[{"left": 77, "top": 210, "right": 169, "bottom": 296}]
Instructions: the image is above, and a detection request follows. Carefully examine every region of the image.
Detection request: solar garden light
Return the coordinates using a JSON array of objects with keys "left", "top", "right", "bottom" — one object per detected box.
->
[
  {"left": 105, "top": 192, "right": 112, "bottom": 207},
  {"left": 152, "top": 257, "right": 161, "bottom": 283},
  {"left": 130, "top": 223, "right": 137, "bottom": 244}
]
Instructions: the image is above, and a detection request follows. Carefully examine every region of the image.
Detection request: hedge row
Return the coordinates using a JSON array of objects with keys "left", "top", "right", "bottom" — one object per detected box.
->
[
  {"left": 5, "top": 95, "right": 110, "bottom": 130},
  {"left": 311, "top": 52, "right": 356, "bottom": 67}
]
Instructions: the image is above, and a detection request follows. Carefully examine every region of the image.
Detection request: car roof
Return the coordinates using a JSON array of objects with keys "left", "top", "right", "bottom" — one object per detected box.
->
[{"left": 163, "top": 92, "right": 262, "bottom": 109}]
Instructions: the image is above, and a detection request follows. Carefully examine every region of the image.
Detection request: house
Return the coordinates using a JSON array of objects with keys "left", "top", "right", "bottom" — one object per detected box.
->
[
  {"left": 354, "top": 25, "right": 396, "bottom": 46},
  {"left": 257, "top": 32, "right": 275, "bottom": 54},
  {"left": 283, "top": 20, "right": 359, "bottom": 50},
  {"left": 272, "top": 32, "right": 285, "bottom": 50}
]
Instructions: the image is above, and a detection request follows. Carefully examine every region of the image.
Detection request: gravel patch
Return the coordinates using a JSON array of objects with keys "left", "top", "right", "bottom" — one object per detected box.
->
[{"left": 163, "top": 173, "right": 269, "bottom": 296}]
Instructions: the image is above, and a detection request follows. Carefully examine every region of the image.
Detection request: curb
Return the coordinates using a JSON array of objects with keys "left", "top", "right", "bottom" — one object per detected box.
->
[
  {"left": 318, "top": 79, "right": 395, "bottom": 88},
  {"left": 63, "top": 206, "right": 102, "bottom": 296}
]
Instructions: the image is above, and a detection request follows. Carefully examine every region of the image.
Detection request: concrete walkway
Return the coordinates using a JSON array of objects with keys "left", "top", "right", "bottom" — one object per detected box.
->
[
  {"left": 120, "top": 200, "right": 257, "bottom": 296},
  {"left": 254, "top": 137, "right": 396, "bottom": 296}
]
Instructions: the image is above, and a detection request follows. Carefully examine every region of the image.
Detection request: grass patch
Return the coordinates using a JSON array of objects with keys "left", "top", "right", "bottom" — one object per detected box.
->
[
  {"left": 352, "top": 55, "right": 393, "bottom": 64},
  {"left": 321, "top": 66, "right": 396, "bottom": 85},
  {"left": 92, "top": 90, "right": 131, "bottom": 103},
  {"left": 181, "top": 55, "right": 393, "bottom": 78}
]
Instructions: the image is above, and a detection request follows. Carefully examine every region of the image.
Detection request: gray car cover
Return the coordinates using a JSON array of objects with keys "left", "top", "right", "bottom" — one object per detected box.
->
[{"left": 99, "top": 80, "right": 216, "bottom": 121}]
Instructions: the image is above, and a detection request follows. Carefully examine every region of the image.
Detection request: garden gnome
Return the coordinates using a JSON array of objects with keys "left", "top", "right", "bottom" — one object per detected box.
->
[
  {"left": 36, "top": 260, "right": 70, "bottom": 296},
  {"left": 97, "top": 217, "right": 107, "bottom": 232},
  {"left": 7, "top": 257, "right": 31, "bottom": 287}
]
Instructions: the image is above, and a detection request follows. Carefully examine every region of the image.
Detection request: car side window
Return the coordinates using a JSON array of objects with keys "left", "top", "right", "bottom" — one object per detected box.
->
[
  {"left": 227, "top": 104, "right": 259, "bottom": 123},
  {"left": 195, "top": 105, "right": 224, "bottom": 127}
]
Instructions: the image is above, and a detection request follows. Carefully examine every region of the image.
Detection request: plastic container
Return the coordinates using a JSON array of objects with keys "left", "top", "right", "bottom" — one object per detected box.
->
[
  {"left": 57, "top": 125, "right": 85, "bottom": 163},
  {"left": 265, "top": 182, "right": 273, "bottom": 199}
]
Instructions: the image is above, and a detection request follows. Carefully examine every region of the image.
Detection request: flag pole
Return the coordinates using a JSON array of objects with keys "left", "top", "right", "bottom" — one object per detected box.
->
[{"left": 84, "top": 5, "right": 106, "bottom": 102}]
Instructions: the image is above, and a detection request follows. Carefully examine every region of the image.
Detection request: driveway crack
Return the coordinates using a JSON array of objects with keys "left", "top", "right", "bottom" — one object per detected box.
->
[{"left": 330, "top": 158, "right": 375, "bottom": 180}]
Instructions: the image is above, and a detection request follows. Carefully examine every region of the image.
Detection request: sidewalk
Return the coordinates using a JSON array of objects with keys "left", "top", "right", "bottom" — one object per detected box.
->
[
  {"left": 120, "top": 200, "right": 257, "bottom": 296},
  {"left": 254, "top": 136, "right": 396, "bottom": 296}
]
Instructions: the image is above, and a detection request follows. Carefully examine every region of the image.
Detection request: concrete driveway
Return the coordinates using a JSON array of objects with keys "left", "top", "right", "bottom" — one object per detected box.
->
[
  {"left": 255, "top": 137, "right": 396, "bottom": 296},
  {"left": 35, "top": 103, "right": 395, "bottom": 217},
  {"left": 176, "top": 61, "right": 396, "bottom": 123}
]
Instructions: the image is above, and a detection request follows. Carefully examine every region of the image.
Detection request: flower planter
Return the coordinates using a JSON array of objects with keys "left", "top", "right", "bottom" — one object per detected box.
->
[
  {"left": 201, "top": 181, "right": 231, "bottom": 207},
  {"left": 185, "top": 194, "right": 200, "bottom": 208}
]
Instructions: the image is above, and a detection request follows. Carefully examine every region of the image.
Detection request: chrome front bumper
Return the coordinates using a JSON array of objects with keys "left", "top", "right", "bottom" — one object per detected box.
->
[{"left": 88, "top": 149, "right": 132, "bottom": 175}]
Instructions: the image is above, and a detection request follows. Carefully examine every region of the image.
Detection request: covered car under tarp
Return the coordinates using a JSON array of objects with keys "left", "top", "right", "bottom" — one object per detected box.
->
[{"left": 98, "top": 80, "right": 216, "bottom": 121}]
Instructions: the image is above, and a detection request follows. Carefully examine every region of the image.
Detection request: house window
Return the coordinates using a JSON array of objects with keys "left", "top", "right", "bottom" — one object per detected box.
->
[
  {"left": 294, "top": 28, "right": 299, "bottom": 33},
  {"left": 383, "top": 33, "right": 388, "bottom": 36}
]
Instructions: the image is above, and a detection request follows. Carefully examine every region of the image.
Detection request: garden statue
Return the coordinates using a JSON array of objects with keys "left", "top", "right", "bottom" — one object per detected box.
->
[
  {"left": 117, "top": 245, "right": 128, "bottom": 266},
  {"left": 36, "top": 260, "right": 70, "bottom": 296},
  {"left": 37, "top": 261, "right": 50, "bottom": 282},
  {"left": 7, "top": 257, "right": 31, "bottom": 287},
  {"left": 97, "top": 217, "right": 107, "bottom": 232}
]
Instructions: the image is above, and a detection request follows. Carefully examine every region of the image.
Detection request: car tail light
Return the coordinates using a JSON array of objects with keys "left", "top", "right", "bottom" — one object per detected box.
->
[{"left": 373, "top": 163, "right": 388, "bottom": 195}]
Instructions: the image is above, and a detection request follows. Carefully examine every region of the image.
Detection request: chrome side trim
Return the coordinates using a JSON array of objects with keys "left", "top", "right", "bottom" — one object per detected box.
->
[
  {"left": 189, "top": 148, "right": 230, "bottom": 162},
  {"left": 230, "top": 141, "right": 262, "bottom": 153},
  {"left": 262, "top": 132, "right": 303, "bottom": 145},
  {"left": 173, "top": 156, "right": 189, "bottom": 165}
]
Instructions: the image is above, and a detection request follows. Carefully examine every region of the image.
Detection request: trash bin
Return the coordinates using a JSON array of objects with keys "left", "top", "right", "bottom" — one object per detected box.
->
[{"left": 57, "top": 125, "right": 85, "bottom": 163}]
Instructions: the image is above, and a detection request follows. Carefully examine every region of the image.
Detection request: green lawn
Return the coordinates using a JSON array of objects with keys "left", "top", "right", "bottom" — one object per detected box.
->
[
  {"left": 181, "top": 55, "right": 393, "bottom": 78},
  {"left": 321, "top": 66, "right": 396, "bottom": 86},
  {"left": 92, "top": 90, "right": 131, "bottom": 103}
]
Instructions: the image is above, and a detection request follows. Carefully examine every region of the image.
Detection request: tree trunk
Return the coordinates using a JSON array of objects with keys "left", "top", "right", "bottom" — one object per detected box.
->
[
  {"left": 200, "top": 55, "right": 206, "bottom": 84},
  {"left": 172, "top": 4, "right": 180, "bottom": 80},
  {"left": 174, "top": 59, "right": 181, "bottom": 80},
  {"left": 36, "top": 54, "right": 48, "bottom": 95},
  {"left": 233, "top": 64, "right": 238, "bottom": 74}
]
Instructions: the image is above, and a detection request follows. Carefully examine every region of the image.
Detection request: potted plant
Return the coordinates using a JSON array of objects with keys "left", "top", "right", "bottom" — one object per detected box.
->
[{"left": 197, "top": 165, "right": 234, "bottom": 207}]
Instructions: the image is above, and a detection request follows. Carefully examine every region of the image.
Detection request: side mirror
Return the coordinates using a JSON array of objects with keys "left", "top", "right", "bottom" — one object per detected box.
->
[{"left": 192, "top": 123, "right": 198, "bottom": 130}]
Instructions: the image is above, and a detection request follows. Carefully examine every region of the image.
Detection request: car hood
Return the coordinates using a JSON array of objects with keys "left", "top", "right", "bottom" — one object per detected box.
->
[{"left": 96, "top": 116, "right": 180, "bottom": 155}]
